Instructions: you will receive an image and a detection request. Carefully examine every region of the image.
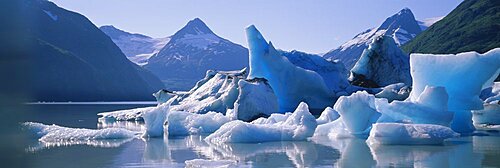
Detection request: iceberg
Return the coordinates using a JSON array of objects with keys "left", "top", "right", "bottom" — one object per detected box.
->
[
  {"left": 351, "top": 35, "right": 411, "bottom": 87},
  {"left": 316, "top": 107, "right": 340, "bottom": 125},
  {"left": 246, "top": 25, "right": 335, "bottom": 112},
  {"left": 22, "top": 122, "right": 136, "bottom": 148},
  {"left": 409, "top": 48, "right": 500, "bottom": 133},
  {"left": 376, "top": 86, "right": 454, "bottom": 126},
  {"left": 205, "top": 102, "right": 317, "bottom": 143},
  {"left": 333, "top": 91, "right": 381, "bottom": 136},
  {"left": 166, "top": 111, "right": 232, "bottom": 136},
  {"left": 153, "top": 89, "right": 176, "bottom": 104},
  {"left": 98, "top": 106, "right": 156, "bottom": 121},
  {"left": 367, "top": 123, "right": 459, "bottom": 145},
  {"left": 279, "top": 50, "right": 351, "bottom": 94},
  {"left": 169, "top": 69, "right": 244, "bottom": 114},
  {"left": 375, "top": 83, "right": 411, "bottom": 102},
  {"left": 142, "top": 103, "right": 170, "bottom": 138},
  {"left": 233, "top": 78, "right": 279, "bottom": 121}
]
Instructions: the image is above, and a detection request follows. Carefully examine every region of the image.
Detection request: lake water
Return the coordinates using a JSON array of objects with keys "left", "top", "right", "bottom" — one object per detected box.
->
[{"left": 19, "top": 103, "right": 500, "bottom": 168}]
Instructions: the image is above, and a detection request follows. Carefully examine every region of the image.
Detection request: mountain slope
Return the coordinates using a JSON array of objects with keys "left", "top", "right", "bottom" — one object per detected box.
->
[
  {"left": 402, "top": 0, "right": 500, "bottom": 54},
  {"left": 100, "top": 25, "right": 170, "bottom": 66},
  {"left": 0, "top": 0, "right": 164, "bottom": 101},
  {"left": 145, "top": 18, "right": 249, "bottom": 90},
  {"left": 323, "top": 8, "right": 423, "bottom": 70}
]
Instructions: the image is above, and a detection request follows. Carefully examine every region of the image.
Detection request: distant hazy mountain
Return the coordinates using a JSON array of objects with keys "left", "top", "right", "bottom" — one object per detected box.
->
[
  {"left": 144, "top": 18, "right": 249, "bottom": 90},
  {"left": 402, "top": 0, "right": 500, "bottom": 55},
  {"left": 0, "top": 0, "right": 164, "bottom": 101},
  {"left": 323, "top": 8, "right": 424, "bottom": 70},
  {"left": 100, "top": 25, "right": 170, "bottom": 66}
]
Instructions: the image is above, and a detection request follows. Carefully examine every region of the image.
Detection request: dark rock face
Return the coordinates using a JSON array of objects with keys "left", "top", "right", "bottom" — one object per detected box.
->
[{"left": 0, "top": 0, "right": 164, "bottom": 101}]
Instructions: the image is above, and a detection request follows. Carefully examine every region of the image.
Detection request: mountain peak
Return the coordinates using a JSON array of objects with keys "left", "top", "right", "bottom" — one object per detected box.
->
[
  {"left": 378, "top": 8, "right": 421, "bottom": 34},
  {"left": 173, "top": 18, "right": 214, "bottom": 38}
]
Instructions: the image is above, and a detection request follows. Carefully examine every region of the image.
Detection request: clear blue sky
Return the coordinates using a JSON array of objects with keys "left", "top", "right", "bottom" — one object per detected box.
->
[{"left": 51, "top": 0, "right": 463, "bottom": 54}]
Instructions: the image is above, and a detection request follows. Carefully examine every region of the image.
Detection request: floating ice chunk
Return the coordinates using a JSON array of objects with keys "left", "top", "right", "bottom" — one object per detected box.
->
[
  {"left": 142, "top": 103, "right": 170, "bottom": 138},
  {"left": 170, "top": 69, "right": 245, "bottom": 114},
  {"left": 153, "top": 89, "right": 176, "bottom": 104},
  {"left": 184, "top": 159, "right": 237, "bottom": 168},
  {"left": 351, "top": 35, "right": 411, "bottom": 87},
  {"left": 234, "top": 78, "right": 279, "bottom": 121},
  {"left": 472, "top": 103, "right": 500, "bottom": 125},
  {"left": 316, "top": 107, "right": 340, "bottom": 125},
  {"left": 313, "top": 119, "right": 353, "bottom": 139},
  {"left": 375, "top": 86, "right": 453, "bottom": 126},
  {"left": 23, "top": 122, "right": 136, "bottom": 145},
  {"left": 166, "top": 111, "right": 232, "bottom": 136},
  {"left": 367, "top": 123, "right": 459, "bottom": 145},
  {"left": 246, "top": 25, "right": 335, "bottom": 112},
  {"left": 375, "top": 83, "right": 411, "bottom": 102},
  {"left": 409, "top": 48, "right": 500, "bottom": 133},
  {"left": 334, "top": 91, "right": 380, "bottom": 136},
  {"left": 205, "top": 102, "right": 317, "bottom": 143},
  {"left": 409, "top": 49, "right": 499, "bottom": 106},
  {"left": 250, "top": 112, "right": 292, "bottom": 125},
  {"left": 98, "top": 106, "right": 156, "bottom": 121},
  {"left": 481, "top": 82, "right": 500, "bottom": 103}
]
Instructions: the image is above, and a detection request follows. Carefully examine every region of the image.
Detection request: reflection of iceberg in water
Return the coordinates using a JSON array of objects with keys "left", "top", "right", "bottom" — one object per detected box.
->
[
  {"left": 143, "top": 137, "right": 172, "bottom": 163},
  {"left": 313, "top": 137, "right": 375, "bottom": 168},
  {"left": 369, "top": 137, "right": 483, "bottom": 168},
  {"left": 205, "top": 140, "right": 338, "bottom": 167},
  {"left": 98, "top": 121, "right": 145, "bottom": 132},
  {"left": 27, "top": 138, "right": 134, "bottom": 152}
]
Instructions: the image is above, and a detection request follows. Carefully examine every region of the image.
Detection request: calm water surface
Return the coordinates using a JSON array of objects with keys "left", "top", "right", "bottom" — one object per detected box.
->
[{"left": 20, "top": 103, "right": 500, "bottom": 168}]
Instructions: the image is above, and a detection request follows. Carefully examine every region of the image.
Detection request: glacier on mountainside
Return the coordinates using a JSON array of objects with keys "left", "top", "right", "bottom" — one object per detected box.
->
[
  {"left": 409, "top": 48, "right": 500, "bottom": 133},
  {"left": 350, "top": 35, "right": 411, "bottom": 87},
  {"left": 246, "top": 25, "right": 337, "bottom": 112},
  {"left": 205, "top": 102, "right": 317, "bottom": 143}
]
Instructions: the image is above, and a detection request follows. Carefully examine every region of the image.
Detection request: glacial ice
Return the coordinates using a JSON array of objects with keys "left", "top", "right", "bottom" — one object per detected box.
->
[
  {"left": 316, "top": 107, "right": 340, "bottom": 125},
  {"left": 169, "top": 69, "right": 244, "bottom": 114},
  {"left": 153, "top": 89, "right": 176, "bottom": 104},
  {"left": 166, "top": 111, "right": 232, "bottom": 136},
  {"left": 279, "top": 50, "right": 351, "bottom": 94},
  {"left": 375, "top": 83, "right": 411, "bottom": 102},
  {"left": 98, "top": 106, "right": 156, "bottom": 121},
  {"left": 351, "top": 35, "right": 411, "bottom": 87},
  {"left": 142, "top": 103, "right": 170, "bottom": 138},
  {"left": 367, "top": 123, "right": 459, "bottom": 145},
  {"left": 409, "top": 48, "right": 500, "bottom": 133},
  {"left": 333, "top": 91, "right": 380, "bottom": 136},
  {"left": 233, "top": 78, "right": 279, "bottom": 121},
  {"left": 376, "top": 86, "right": 454, "bottom": 126},
  {"left": 246, "top": 25, "right": 335, "bottom": 112},
  {"left": 205, "top": 102, "right": 317, "bottom": 143},
  {"left": 23, "top": 122, "right": 136, "bottom": 143}
]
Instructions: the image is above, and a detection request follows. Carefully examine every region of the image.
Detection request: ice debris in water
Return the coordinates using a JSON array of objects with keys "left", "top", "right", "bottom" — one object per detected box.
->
[
  {"left": 367, "top": 123, "right": 459, "bottom": 145},
  {"left": 166, "top": 111, "right": 232, "bottom": 136},
  {"left": 205, "top": 102, "right": 317, "bottom": 143},
  {"left": 22, "top": 122, "right": 136, "bottom": 142}
]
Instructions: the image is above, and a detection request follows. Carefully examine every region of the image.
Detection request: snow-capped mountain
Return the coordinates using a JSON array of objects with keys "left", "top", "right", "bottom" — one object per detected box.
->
[
  {"left": 100, "top": 25, "right": 170, "bottom": 66},
  {"left": 323, "top": 8, "right": 424, "bottom": 70},
  {"left": 145, "top": 18, "right": 249, "bottom": 90}
]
